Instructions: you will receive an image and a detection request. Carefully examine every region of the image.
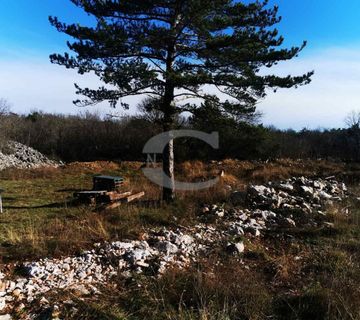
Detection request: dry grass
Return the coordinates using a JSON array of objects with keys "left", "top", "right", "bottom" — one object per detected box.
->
[
  {"left": 147, "top": 263, "right": 271, "bottom": 320},
  {"left": 0, "top": 158, "right": 349, "bottom": 263},
  {"left": 60, "top": 261, "right": 272, "bottom": 320},
  {"left": 178, "top": 160, "right": 207, "bottom": 179},
  {"left": 2, "top": 159, "right": 360, "bottom": 319}
]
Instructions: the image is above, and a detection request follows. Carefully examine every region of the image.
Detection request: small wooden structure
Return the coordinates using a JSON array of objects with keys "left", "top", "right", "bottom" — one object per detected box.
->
[
  {"left": 74, "top": 175, "right": 144, "bottom": 209},
  {"left": 93, "top": 175, "right": 124, "bottom": 191}
]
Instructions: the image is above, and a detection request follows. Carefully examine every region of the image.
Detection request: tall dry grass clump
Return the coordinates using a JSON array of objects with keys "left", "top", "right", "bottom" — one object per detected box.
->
[
  {"left": 110, "top": 261, "right": 272, "bottom": 320},
  {"left": 178, "top": 161, "right": 207, "bottom": 181}
]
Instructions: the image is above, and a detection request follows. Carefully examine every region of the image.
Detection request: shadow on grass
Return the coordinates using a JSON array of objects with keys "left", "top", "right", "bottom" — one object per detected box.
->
[
  {"left": 3, "top": 199, "right": 78, "bottom": 210},
  {"left": 2, "top": 196, "right": 18, "bottom": 202},
  {"left": 134, "top": 199, "right": 162, "bottom": 208},
  {"left": 56, "top": 188, "right": 84, "bottom": 193}
]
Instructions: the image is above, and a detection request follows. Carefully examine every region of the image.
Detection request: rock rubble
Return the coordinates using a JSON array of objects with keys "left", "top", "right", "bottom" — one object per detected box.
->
[
  {"left": 0, "top": 176, "right": 348, "bottom": 317},
  {"left": 201, "top": 176, "right": 347, "bottom": 237},
  {"left": 247, "top": 176, "right": 347, "bottom": 212},
  {"left": 0, "top": 229, "right": 198, "bottom": 315},
  {"left": 0, "top": 141, "right": 59, "bottom": 170}
]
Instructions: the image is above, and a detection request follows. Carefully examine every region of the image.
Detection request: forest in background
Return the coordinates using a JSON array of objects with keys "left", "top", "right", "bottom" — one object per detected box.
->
[{"left": 1, "top": 99, "right": 359, "bottom": 163}]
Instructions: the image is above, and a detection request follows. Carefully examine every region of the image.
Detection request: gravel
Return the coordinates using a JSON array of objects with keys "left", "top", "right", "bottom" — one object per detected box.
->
[
  {"left": 0, "top": 141, "right": 60, "bottom": 170},
  {"left": 0, "top": 176, "right": 348, "bottom": 317}
]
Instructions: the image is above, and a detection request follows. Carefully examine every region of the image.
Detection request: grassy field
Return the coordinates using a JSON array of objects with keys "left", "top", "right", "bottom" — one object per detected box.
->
[
  {"left": 58, "top": 190, "right": 360, "bottom": 320},
  {"left": 1, "top": 159, "right": 360, "bottom": 319},
  {"left": 0, "top": 161, "right": 167, "bottom": 262}
]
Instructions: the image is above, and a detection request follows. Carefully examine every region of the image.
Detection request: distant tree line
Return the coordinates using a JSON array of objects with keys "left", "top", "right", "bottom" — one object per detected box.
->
[{"left": 0, "top": 104, "right": 359, "bottom": 162}]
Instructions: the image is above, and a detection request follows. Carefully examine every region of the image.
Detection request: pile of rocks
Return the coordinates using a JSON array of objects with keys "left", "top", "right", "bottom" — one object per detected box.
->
[
  {"left": 247, "top": 176, "right": 347, "bottom": 212},
  {"left": 0, "top": 177, "right": 348, "bottom": 317},
  {"left": 0, "top": 229, "right": 197, "bottom": 314},
  {"left": 0, "top": 141, "right": 59, "bottom": 170},
  {"left": 201, "top": 177, "right": 348, "bottom": 237}
]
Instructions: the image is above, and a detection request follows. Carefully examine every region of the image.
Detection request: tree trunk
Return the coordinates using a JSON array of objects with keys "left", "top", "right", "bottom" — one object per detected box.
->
[
  {"left": 161, "top": 88, "right": 176, "bottom": 201},
  {"left": 161, "top": 11, "right": 180, "bottom": 202},
  {"left": 162, "top": 136, "right": 175, "bottom": 201}
]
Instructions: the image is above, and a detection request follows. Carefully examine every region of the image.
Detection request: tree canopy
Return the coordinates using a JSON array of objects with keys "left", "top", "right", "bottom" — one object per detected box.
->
[
  {"left": 50, "top": 0, "right": 313, "bottom": 200},
  {"left": 50, "top": 0, "right": 313, "bottom": 120}
]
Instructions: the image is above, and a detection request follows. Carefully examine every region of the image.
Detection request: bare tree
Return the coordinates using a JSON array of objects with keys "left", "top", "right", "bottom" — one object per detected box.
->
[
  {"left": 136, "top": 97, "right": 164, "bottom": 124},
  {"left": 345, "top": 110, "right": 360, "bottom": 161},
  {"left": 345, "top": 110, "right": 360, "bottom": 128},
  {"left": 0, "top": 99, "right": 12, "bottom": 150},
  {"left": 0, "top": 99, "right": 10, "bottom": 116}
]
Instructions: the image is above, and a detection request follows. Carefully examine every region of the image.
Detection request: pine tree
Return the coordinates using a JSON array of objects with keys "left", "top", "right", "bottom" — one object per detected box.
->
[{"left": 50, "top": 0, "right": 313, "bottom": 201}]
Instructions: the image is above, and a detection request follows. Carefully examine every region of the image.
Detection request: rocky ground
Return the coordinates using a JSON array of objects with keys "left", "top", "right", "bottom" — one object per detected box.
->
[
  {"left": 0, "top": 175, "right": 348, "bottom": 319},
  {"left": 0, "top": 141, "right": 59, "bottom": 170}
]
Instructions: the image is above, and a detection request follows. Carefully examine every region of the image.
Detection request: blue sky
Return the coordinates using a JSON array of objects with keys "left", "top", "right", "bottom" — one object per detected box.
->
[{"left": 1, "top": 0, "right": 360, "bottom": 129}]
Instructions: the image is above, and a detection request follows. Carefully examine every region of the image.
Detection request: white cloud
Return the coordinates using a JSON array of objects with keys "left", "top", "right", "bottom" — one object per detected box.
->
[
  {"left": 0, "top": 58, "right": 140, "bottom": 116},
  {"left": 1, "top": 46, "right": 360, "bottom": 129},
  {"left": 258, "top": 46, "right": 360, "bottom": 129}
]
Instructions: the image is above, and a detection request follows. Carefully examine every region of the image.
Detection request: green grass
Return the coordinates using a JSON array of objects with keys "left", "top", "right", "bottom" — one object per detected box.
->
[
  {"left": 0, "top": 164, "right": 193, "bottom": 262},
  {"left": 3, "top": 161, "right": 360, "bottom": 319}
]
